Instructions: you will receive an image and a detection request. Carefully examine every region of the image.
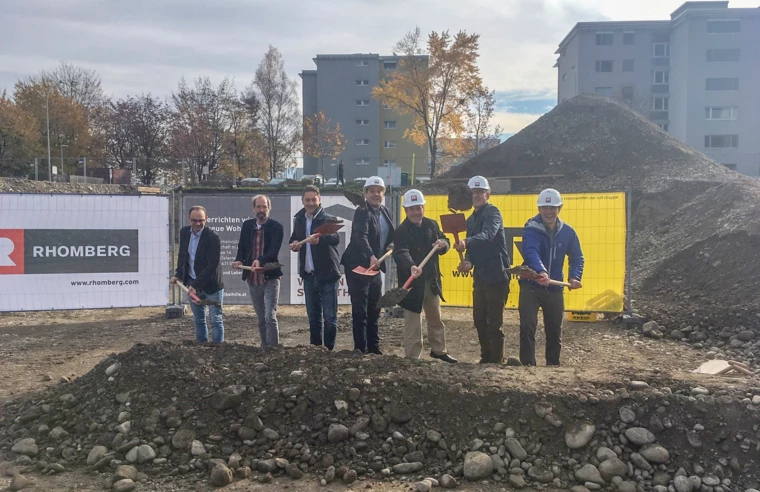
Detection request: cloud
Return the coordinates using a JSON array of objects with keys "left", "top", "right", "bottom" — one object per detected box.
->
[{"left": 491, "top": 111, "right": 544, "bottom": 135}]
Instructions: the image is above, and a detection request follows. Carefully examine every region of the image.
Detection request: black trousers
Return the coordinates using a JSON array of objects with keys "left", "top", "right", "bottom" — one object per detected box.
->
[
  {"left": 473, "top": 280, "right": 510, "bottom": 363},
  {"left": 346, "top": 270, "right": 382, "bottom": 353},
  {"left": 519, "top": 283, "right": 565, "bottom": 366}
]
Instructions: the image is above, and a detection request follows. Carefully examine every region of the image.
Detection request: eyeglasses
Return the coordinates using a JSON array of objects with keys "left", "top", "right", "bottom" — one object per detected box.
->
[{"left": 190, "top": 219, "right": 206, "bottom": 223}]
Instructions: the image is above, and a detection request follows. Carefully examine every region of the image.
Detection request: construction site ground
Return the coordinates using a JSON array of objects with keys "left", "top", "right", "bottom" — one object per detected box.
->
[{"left": 1, "top": 304, "right": 745, "bottom": 491}]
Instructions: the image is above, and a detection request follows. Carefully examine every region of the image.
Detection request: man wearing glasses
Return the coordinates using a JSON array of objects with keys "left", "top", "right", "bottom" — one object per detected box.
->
[{"left": 171, "top": 205, "right": 225, "bottom": 343}]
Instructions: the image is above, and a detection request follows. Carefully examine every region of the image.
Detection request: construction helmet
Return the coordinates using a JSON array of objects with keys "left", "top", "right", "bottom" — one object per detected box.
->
[
  {"left": 363, "top": 176, "right": 386, "bottom": 190},
  {"left": 537, "top": 188, "right": 563, "bottom": 206},
  {"left": 467, "top": 175, "right": 490, "bottom": 190},
  {"left": 402, "top": 189, "right": 426, "bottom": 207}
]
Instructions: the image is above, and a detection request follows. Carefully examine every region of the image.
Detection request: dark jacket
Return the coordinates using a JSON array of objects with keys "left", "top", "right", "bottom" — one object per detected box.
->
[
  {"left": 234, "top": 218, "right": 284, "bottom": 280},
  {"left": 289, "top": 205, "right": 341, "bottom": 282},
  {"left": 341, "top": 204, "right": 394, "bottom": 273},
  {"left": 393, "top": 217, "right": 449, "bottom": 313},
  {"left": 175, "top": 226, "right": 224, "bottom": 295},
  {"left": 519, "top": 214, "right": 584, "bottom": 293},
  {"left": 464, "top": 203, "right": 511, "bottom": 285}
]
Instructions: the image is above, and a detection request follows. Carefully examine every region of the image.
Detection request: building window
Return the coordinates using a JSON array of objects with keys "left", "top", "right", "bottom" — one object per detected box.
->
[
  {"left": 704, "top": 135, "right": 738, "bottom": 148},
  {"left": 707, "top": 19, "right": 740, "bottom": 33},
  {"left": 356, "top": 100, "right": 370, "bottom": 106},
  {"left": 383, "top": 140, "right": 396, "bottom": 148},
  {"left": 383, "top": 61, "right": 397, "bottom": 70},
  {"left": 622, "top": 59, "right": 635, "bottom": 72},
  {"left": 623, "top": 32, "right": 635, "bottom": 45},
  {"left": 653, "top": 43, "right": 670, "bottom": 57},
  {"left": 653, "top": 71, "right": 670, "bottom": 84},
  {"left": 356, "top": 119, "right": 370, "bottom": 126},
  {"left": 596, "top": 32, "right": 613, "bottom": 45},
  {"left": 723, "top": 163, "right": 737, "bottom": 171},
  {"left": 706, "top": 49, "right": 740, "bottom": 62},
  {"left": 706, "top": 78, "right": 739, "bottom": 91},
  {"left": 356, "top": 158, "right": 370, "bottom": 166},
  {"left": 595, "top": 60, "right": 613, "bottom": 73},
  {"left": 652, "top": 97, "right": 669, "bottom": 111},
  {"left": 356, "top": 80, "right": 370, "bottom": 86},
  {"left": 356, "top": 139, "right": 370, "bottom": 146},
  {"left": 383, "top": 121, "right": 397, "bottom": 129},
  {"left": 356, "top": 60, "right": 369, "bottom": 66},
  {"left": 594, "top": 87, "right": 614, "bottom": 97},
  {"left": 657, "top": 123, "right": 669, "bottom": 132},
  {"left": 383, "top": 103, "right": 392, "bottom": 110},
  {"left": 705, "top": 107, "right": 739, "bottom": 120},
  {"left": 383, "top": 159, "right": 396, "bottom": 166}
]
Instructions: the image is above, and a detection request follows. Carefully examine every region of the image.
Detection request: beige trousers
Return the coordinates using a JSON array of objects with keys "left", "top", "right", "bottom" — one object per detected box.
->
[{"left": 403, "top": 281, "right": 447, "bottom": 358}]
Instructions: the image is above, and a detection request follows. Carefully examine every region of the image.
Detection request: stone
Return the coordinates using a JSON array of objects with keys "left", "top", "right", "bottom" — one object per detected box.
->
[
  {"left": 262, "top": 428, "right": 279, "bottom": 440},
  {"left": 210, "top": 464, "right": 233, "bottom": 487},
  {"left": 417, "top": 480, "right": 433, "bottom": 492},
  {"left": 427, "top": 430, "right": 442, "bottom": 442},
  {"left": 328, "top": 424, "right": 349, "bottom": 443},
  {"left": 674, "top": 475, "right": 694, "bottom": 492},
  {"left": 752, "top": 395, "right": 760, "bottom": 406},
  {"left": 388, "top": 404, "right": 412, "bottom": 424},
  {"left": 238, "top": 426, "right": 256, "bottom": 440},
  {"left": 441, "top": 474, "right": 458, "bottom": 488},
  {"left": 630, "top": 453, "right": 653, "bottom": 471},
  {"left": 565, "top": 422, "right": 596, "bottom": 449},
  {"left": 106, "top": 362, "right": 122, "bottom": 376},
  {"left": 643, "top": 321, "right": 658, "bottom": 334},
  {"left": 640, "top": 444, "right": 670, "bottom": 464},
  {"left": 504, "top": 437, "right": 528, "bottom": 460},
  {"left": 535, "top": 400, "right": 553, "bottom": 418},
  {"left": 191, "top": 440, "right": 206, "bottom": 456},
  {"left": 464, "top": 452, "right": 494, "bottom": 480},
  {"left": 348, "top": 387, "right": 361, "bottom": 401},
  {"left": 619, "top": 407, "right": 636, "bottom": 424},
  {"left": 49, "top": 426, "right": 69, "bottom": 440},
  {"left": 596, "top": 447, "right": 617, "bottom": 462},
  {"left": 335, "top": 400, "right": 349, "bottom": 419},
  {"left": 115, "top": 421, "right": 131, "bottom": 434},
  {"left": 112, "top": 479, "right": 136, "bottom": 492},
  {"left": 115, "top": 392, "right": 130, "bottom": 404},
  {"left": 599, "top": 458, "right": 628, "bottom": 482},
  {"left": 509, "top": 474, "right": 527, "bottom": 488},
  {"left": 690, "top": 387, "right": 710, "bottom": 396},
  {"left": 343, "top": 470, "right": 358, "bottom": 484},
  {"left": 371, "top": 413, "right": 388, "bottom": 432},
  {"left": 172, "top": 429, "right": 195, "bottom": 450},
  {"left": 114, "top": 465, "right": 138, "bottom": 481},
  {"left": 392, "top": 462, "right": 424, "bottom": 474},
  {"left": 630, "top": 381, "right": 650, "bottom": 390},
  {"left": 10, "top": 474, "right": 31, "bottom": 491},
  {"left": 618, "top": 481, "right": 637, "bottom": 492},
  {"left": 136, "top": 444, "right": 156, "bottom": 463},
  {"left": 528, "top": 466, "right": 554, "bottom": 483},
  {"left": 653, "top": 472, "right": 671, "bottom": 487},
  {"left": 625, "top": 427, "right": 656, "bottom": 446},
  {"left": 286, "top": 464, "right": 303, "bottom": 479},
  {"left": 570, "top": 487, "right": 591, "bottom": 492},
  {"left": 212, "top": 385, "right": 247, "bottom": 411},
  {"left": 737, "top": 330, "right": 755, "bottom": 342},
  {"left": 575, "top": 464, "right": 604, "bottom": 485},
  {"left": 11, "top": 438, "right": 38, "bottom": 457},
  {"left": 86, "top": 445, "right": 108, "bottom": 465},
  {"left": 125, "top": 446, "right": 139, "bottom": 463}
]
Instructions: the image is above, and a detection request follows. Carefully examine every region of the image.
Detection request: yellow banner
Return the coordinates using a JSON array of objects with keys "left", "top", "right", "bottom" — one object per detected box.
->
[{"left": 400, "top": 193, "right": 627, "bottom": 312}]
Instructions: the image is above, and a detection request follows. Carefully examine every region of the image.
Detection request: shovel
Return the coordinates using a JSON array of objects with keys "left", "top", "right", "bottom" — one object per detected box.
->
[
  {"left": 378, "top": 245, "right": 439, "bottom": 308},
  {"left": 294, "top": 221, "right": 344, "bottom": 246},
  {"left": 343, "top": 189, "right": 366, "bottom": 208},
  {"left": 352, "top": 249, "right": 393, "bottom": 276},
  {"left": 175, "top": 280, "right": 221, "bottom": 306},
  {"left": 237, "top": 262, "right": 284, "bottom": 272},
  {"left": 505, "top": 266, "right": 572, "bottom": 287},
  {"left": 440, "top": 211, "right": 467, "bottom": 261}
]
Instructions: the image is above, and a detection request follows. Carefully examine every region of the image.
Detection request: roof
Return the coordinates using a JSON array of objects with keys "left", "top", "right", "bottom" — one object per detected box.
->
[{"left": 556, "top": 21, "right": 670, "bottom": 53}]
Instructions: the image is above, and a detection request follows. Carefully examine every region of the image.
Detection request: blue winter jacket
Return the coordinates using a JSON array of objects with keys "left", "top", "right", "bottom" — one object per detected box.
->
[{"left": 519, "top": 214, "right": 584, "bottom": 292}]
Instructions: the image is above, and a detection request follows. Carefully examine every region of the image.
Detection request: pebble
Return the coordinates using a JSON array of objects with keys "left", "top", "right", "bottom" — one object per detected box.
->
[
  {"left": 262, "top": 428, "right": 279, "bottom": 440},
  {"left": 598, "top": 458, "right": 628, "bottom": 482},
  {"left": 210, "top": 464, "right": 233, "bottom": 487},
  {"left": 624, "top": 427, "right": 656, "bottom": 446},
  {"left": 630, "top": 381, "right": 650, "bottom": 390},
  {"left": 619, "top": 407, "right": 636, "bottom": 424},
  {"left": 509, "top": 474, "right": 527, "bottom": 489},
  {"left": 440, "top": 474, "right": 458, "bottom": 488},
  {"left": 640, "top": 444, "right": 670, "bottom": 464},
  {"left": 504, "top": 437, "right": 528, "bottom": 460},
  {"left": 11, "top": 438, "right": 38, "bottom": 457},
  {"left": 427, "top": 430, "right": 442, "bottom": 442},
  {"left": 190, "top": 440, "right": 206, "bottom": 456},
  {"left": 172, "top": 429, "right": 195, "bottom": 450},
  {"left": 690, "top": 387, "right": 710, "bottom": 396},
  {"left": 464, "top": 451, "right": 494, "bottom": 480},
  {"left": 392, "top": 462, "right": 424, "bottom": 474},
  {"left": 10, "top": 474, "right": 31, "bottom": 491},
  {"left": 752, "top": 395, "right": 760, "bottom": 406},
  {"left": 112, "top": 479, "right": 136, "bottom": 492},
  {"left": 618, "top": 481, "right": 637, "bottom": 492},
  {"left": 416, "top": 479, "right": 432, "bottom": 492},
  {"left": 596, "top": 447, "right": 617, "bottom": 461},
  {"left": 565, "top": 422, "right": 596, "bottom": 449},
  {"left": 343, "top": 469, "right": 358, "bottom": 484},
  {"left": 105, "top": 362, "right": 122, "bottom": 376},
  {"left": 674, "top": 475, "right": 694, "bottom": 492},
  {"left": 575, "top": 464, "right": 604, "bottom": 485},
  {"left": 328, "top": 424, "right": 349, "bottom": 443}
]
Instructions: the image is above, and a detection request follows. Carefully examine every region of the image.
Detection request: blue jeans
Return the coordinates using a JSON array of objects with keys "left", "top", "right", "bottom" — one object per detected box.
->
[
  {"left": 189, "top": 289, "right": 224, "bottom": 343},
  {"left": 249, "top": 279, "right": 280, "bottom": 347},
  {"left": 303, "top": 274, "right": 338, "bottom": 350}
]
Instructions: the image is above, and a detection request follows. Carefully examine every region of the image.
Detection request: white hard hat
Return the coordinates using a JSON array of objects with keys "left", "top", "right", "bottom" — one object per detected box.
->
[
  {"left": 402, "top": 189, "right": 426, "bottom": 207},
  {"left": 467, "top": 175, "right": 490, "bottom": 190},
  {"left": 363, "top": 176, "right": 386, "bottom": 190},
  {"left": 538, "top": 188, "right": 563, "bottom": 206}
]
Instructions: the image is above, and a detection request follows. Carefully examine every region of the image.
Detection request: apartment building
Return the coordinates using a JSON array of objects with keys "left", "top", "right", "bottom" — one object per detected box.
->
[
  {"left": 300, "top": 54, "right": 428, "bottom": 184},
  {"left": 556, "top": 1, "right": 760, "bottom": 176}
]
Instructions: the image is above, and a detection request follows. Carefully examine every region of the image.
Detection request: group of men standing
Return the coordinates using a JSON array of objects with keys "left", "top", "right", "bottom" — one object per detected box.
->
[{"left": 171, "top": 174, "right": 584, "bottom": 366}]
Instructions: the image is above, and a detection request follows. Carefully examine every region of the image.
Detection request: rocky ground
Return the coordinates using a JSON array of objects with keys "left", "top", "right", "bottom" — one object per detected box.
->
[{"left": 1, "top": 306, "right": 759, "bottom": 492}]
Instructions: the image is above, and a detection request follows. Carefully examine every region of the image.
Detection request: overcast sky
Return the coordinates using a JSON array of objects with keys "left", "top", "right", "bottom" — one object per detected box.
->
[{"left": 2, "top": 0, "right": 757, "bottom": 137}]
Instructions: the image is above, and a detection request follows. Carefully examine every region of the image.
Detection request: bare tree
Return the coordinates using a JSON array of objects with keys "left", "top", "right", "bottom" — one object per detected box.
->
[
  {"left": 466, "top": 86, "right": 502, "bottom": 157},
  {"left": 613, "top": 89, "right": 650, "bottom": 117},
  {"left": 253, "top": 45, "right": 301, "bottom": 179},
  {"left": 25, "top": 62, "right": 105, "bottom": 112}
]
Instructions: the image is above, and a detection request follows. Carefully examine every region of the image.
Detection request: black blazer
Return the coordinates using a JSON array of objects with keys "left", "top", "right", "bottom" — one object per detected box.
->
[
  {"left": 175, "top": 226, "right": 224, "bottom": 295},
  {"left": 234, "top": 218, "right": 284, "bottom": 280},
  {"left": 341, "top": 204, "right": 394, "bottom": 273},
  {"left": 464, "top": 203, "right": 511, "bottom": 286},
  {"left": 289, "top": 206, "right": 341, "bottom": 282},
  {"left": 393, "top": 217, "right": 449, "bottom": 313}
]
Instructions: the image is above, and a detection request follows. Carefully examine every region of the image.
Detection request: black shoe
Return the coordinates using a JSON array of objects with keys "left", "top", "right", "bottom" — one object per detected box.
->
[
  {"left": 504, "top": 357, "right": 523, "bottom": 366},
  {"left": 431, "top": 352, "right": 458, "bottom": 363},
  {"left": 368, "top": 347, "right": 383, "bottom": 355}
]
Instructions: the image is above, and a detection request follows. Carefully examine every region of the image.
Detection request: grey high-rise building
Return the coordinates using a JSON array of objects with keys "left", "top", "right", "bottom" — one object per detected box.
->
[
  {"left": 556, "top": 1, "right": 760, "bottom": 176},
  {"left": 300, "top": 54, "right": 428, "bottom": 184}
]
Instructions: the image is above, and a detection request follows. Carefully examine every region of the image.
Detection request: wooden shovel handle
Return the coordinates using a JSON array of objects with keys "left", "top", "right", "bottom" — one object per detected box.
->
[
  {"left": 175, "top": 280, "right": 201, "bottom": 304},
  {"left": 368, "top": 249, "right": 394, "bottom": 272},
  {"left": 402, "top": 246, "right": 439, "bottom": 289},
  {"left": 296, "top": 233, "right": 320, "bottom": 246},
  {"left": 452, "top": 232, "right": 464, "bottom": 262}
]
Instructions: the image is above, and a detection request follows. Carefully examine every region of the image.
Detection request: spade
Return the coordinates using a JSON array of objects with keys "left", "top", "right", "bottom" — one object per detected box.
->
[
  {"left": 378, "top": 245, "right": 439, "bottom": 308},
  {"left": 174, "top": 280, "right": 221, "bottom": 306}
]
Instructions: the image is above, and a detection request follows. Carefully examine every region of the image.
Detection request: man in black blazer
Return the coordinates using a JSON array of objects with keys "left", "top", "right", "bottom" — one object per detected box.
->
[
  {"left": 171, "top": 205, "right": 225, "bottom": 343},
  {"left": 232, "top": 195, "right": 284, "bottom": 347},
  {"left": 289, "top": 185, "right": 341, "bottom": 350},
  {"left": 454, "top": 176, "right": 512, "bottom": 364},
  {"left": 341, "top": 176, "right": 394, "bottom": 354}
]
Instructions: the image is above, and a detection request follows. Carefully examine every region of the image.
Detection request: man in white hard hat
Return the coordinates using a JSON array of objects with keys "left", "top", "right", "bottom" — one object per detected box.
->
[
  {"left": 518, "top": 188, "right": 584, "bottom": 366},
  {"left": 454, "top": 176, "right": 512, "bottom": 364},
  {"left": 341, "top": 176, "right": 394, "bottom": 354},
  {"left": 393, "top": 189, "right": 457, "bottom": 363}
]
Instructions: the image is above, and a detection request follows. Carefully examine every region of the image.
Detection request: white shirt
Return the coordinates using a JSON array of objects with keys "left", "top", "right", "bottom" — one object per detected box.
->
[{"left": 305, "top": 213, "right": 315, "bottom": 273}]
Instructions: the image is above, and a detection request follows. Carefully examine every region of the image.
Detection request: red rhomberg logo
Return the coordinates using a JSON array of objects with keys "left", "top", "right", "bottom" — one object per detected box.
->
[{"left": 0, "top": 229, "right": 24, "bottom": 275}]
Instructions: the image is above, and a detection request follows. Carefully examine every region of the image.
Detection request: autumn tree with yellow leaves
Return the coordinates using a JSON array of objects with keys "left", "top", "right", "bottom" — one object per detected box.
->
[
  {"left": 303, "top": 111, "right": 346, "bottom": 181},
  {"left": 372, "top": 27, "right": 483, "bottom": 177}
]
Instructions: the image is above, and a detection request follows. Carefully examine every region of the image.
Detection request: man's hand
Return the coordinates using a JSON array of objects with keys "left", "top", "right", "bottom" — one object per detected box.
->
[
  {"left": 252, "top": 260, "right": 260, "bottom": 269},
  {"left": 537, "top": 272, "right": 550, "bottom": 286},
  {"left": 306, "top": 233, "right": 321, "bottom": 245},
  {"left": 289, "top": 241, "right": 301, "bottom": 252},
  {"left": 568, "top": 278, "right": 582, "bottom": 290},
  {"left": 433, "top": 239, "right": 447, "bottom": 251},
  {"left": 411, "top": 265, "right": 423, "bottom": 278},
  {"left": 458, "top": 260, "right": 472, "bottom": 273},
  {"left": 454, "top": 238, "right": 467, "bottom": 253},
  {"left": 369, "top": 255, "right": 379, "bottom": 270},
  {"left": 170, "top": 276, "right": 179, "bottom": 284},
  {"left": 231, "top": 261, "right": 242, "bottom": 269}
]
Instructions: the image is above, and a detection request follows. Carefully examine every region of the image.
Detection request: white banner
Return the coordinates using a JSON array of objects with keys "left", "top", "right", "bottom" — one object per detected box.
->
[{"left": 0, "top": 194, "right": 169, "bottom": 311}]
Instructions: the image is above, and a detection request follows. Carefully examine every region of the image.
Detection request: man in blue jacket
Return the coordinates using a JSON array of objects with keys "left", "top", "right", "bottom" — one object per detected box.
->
[{"left": 518, "top": 188, "right": 584, "bottom": 366}]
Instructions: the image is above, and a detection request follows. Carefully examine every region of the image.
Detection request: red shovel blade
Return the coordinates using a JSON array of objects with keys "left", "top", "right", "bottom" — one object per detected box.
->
[
  {"left": 312, "top": 222, "right": 344, "bottom": 235},
  {"left": 352, "top": 265, "right": 381, "bottom": 276}
]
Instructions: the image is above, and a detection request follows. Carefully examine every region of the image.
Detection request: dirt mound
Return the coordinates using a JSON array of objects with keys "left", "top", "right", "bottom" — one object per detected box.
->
[
  {"left": 2, "top": 342, "right": 760, "bottom": 490},
  {"left": 0, "top": 177, "right": 142, "bottom": 195}
]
